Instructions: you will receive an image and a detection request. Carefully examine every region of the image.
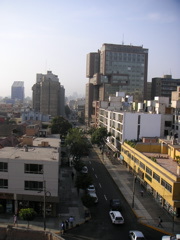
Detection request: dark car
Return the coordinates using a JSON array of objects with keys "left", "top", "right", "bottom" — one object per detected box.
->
[{"left": 110, "top": 199, "right": 121, "bottom": 210}]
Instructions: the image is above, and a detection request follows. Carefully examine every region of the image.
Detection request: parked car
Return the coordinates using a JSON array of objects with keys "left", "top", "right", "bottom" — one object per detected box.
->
[
  {"left": 87, "top": 184, "right": 96, "bottom": 193},
  {"left": 81, "top": 166, "right": 88, "bottom": 174},
  {"left": 129, "top": 230, "right": 146, "bottom": 240},
  {"left": 88, "top": 192, "right": 98, "bottom": 203},
  {"left": 109, "top": 210, "right": 124, "bottom": 224},
  {"left": 162, "top": 234, "right": 180, "bottom": 240},
  {"left": 110, "top": 198, "right": 121, "bottom": 210}
]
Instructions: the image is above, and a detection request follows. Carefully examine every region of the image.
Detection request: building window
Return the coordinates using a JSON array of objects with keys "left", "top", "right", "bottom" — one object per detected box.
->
[
  {"left": 25, "top": 164, "right": 43, "bottom": 174},
  {"left": 0, "top": 162, "right": 8, "bottom": 172},
  {"left": 0, "top": 179, "right": 8, "bottom": 188},
  {"left": 145, "top": 173, "right": 152, "bottom": 182},
  {"left": 161, "top": 179, "right": 172, "bottom": 193},
  {"left": 24, "top": 181, "right": 43, "bottom": 191},
  {"left": 140, "top": 161, "right": 145, "bottom": 170},
  {"left": 153, "top": 172, "right": 160, "bottom": 182},
  {"left": 135, "top": 158, "right": 139, "bottom": 165},
  {"left": 146, "top": 166, "right": 152, "bottom": 176},
  {"left": 165, "top": 121, "right": 172, "bottom": 127}
]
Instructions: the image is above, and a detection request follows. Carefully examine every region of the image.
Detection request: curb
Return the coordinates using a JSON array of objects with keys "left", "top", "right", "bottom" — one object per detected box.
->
[{"left": 55, "top": 216, "right": 91, "bottom": 235}]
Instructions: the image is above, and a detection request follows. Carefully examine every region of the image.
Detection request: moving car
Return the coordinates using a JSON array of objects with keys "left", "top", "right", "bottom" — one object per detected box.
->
[
  {"left": 129, "top": 230, "right": 146, "bottom": 240},
  {"left": 109, "top": 210, "right": 124, "bottom": 224},
  {"left": 110, "top": 199, "right": 121, "bottom": 210},
  {"left": 162, "top": 234, "right": 180, "bottom": 240},
  {"left": 87, "top": 184, "right": 96, "bottom": 193},
  {"left": 81, "top": 166, "right": 88, "bottom": 174},
  {"left": 88, "top": 192, "right": 98, "bottom": 203}
]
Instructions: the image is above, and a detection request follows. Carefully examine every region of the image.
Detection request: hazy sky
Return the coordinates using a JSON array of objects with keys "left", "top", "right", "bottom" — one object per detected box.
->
[{"left": 0, "top": 0, "right": 179, "bottom": 98}]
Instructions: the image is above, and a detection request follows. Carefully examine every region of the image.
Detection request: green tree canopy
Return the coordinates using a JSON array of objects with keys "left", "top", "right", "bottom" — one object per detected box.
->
[
  {"left": 50, "top": 116, "right": 72, "bottom": 135},
  {"left": 19, "top": 208, "right": 37, "bottom": 228},
  {"left": 81, "top": 194, "right": 97, "bottom": 208},
  {"left": 88, "top": 126, "right": 96, "bottom": 135},
  {"left": 75, "top": 174, "right": 93, "bottom": 190},
  {"left": 91, "top": 127, "right": 110, "bottom": 146},
  {"left": 65, "top": 128, "right": 89, "bottom": 159}
]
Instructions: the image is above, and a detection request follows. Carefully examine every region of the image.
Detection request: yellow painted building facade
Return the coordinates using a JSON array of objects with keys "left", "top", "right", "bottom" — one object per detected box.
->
[{"left": 121, "top": 141, "right": 180, "bottom": 217}]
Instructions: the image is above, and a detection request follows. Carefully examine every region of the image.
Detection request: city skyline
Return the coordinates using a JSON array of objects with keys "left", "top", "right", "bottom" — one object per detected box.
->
[{"left": 0, "top": 0, "right": 179, "bottom": 98}]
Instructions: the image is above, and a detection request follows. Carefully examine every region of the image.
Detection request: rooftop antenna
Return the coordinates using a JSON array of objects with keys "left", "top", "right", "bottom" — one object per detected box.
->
[{"left": 122, "top": 34, "right": 124, "bottom": 45}]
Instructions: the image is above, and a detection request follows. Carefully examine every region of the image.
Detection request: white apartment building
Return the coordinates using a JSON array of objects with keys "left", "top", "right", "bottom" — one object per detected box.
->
[
  {"left": 171, "top": 86, "right": 180, "bottom": 143},
  {"left": 99, "top": 109, "right": 162, "bottom": 151},
  {"left": 0, "top": 137, "right": 60, "bottom": 216}
]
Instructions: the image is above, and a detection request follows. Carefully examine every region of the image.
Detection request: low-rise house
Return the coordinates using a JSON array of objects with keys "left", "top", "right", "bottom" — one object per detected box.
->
[{"left": 0, "top": 136, "right": 61, "bottom": 216}]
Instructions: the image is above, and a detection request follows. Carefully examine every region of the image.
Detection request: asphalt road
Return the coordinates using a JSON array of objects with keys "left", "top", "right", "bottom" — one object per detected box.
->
[{"left": 63, "top": 148, "right": 164, "bottom": 240}]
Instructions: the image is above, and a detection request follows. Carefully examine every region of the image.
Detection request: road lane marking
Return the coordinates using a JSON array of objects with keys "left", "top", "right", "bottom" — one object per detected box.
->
[
  {"left": 99, "top": 183, "right": 102, "bottom": 188},
  {"left": 104, "top": 195, "right": 107, "bottom": 201},
  {"left": 95, "top": 174, "right": 98, "bottom": 178},
  {"left": 92, "top": 167, "right": 94, "bottom": 171}
]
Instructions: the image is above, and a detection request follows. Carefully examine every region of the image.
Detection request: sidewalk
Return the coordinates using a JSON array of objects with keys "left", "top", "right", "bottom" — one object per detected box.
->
[{"left": 94, "top": 146, "right": 180, "bottom": 235}]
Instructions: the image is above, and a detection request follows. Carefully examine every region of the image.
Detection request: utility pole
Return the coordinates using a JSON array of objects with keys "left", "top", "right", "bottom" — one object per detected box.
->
[
  {"left": 132, "top": 175, "right": 136, "bottom": 208},
  {"left": 43, "top": 180, "right": 46, "bottom": 231}
]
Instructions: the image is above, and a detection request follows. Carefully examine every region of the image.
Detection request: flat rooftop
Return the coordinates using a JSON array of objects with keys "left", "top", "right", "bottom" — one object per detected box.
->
[
  {"left": 0, "top": 137, "right": 60, "bottom": 162},
  {"left": 143, "top": 152, "right": 178, "bottom": 176},
  {"left": 0, "top": 147, "right": 59, "bottom": 162},
  {"left": 32, "top": 137, "right": 60, "bottom": 148}
]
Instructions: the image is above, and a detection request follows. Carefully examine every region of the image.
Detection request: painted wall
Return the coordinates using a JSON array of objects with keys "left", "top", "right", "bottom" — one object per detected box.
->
[{"left": 123, "top": 113, "right": 161, "bottom": 142}]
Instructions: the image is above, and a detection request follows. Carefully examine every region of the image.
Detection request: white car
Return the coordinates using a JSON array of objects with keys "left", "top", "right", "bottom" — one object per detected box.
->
[
  {"left": 109, "top": 210, "right": 124, "bottom": 224},
  {"left": 162, "top": 234, "right": 180, "bottom": 240},
  {"left": 88, "top": 192, "right": 98, "bottom": 203},
  {"left": 129, "top": 230, "right": 146, "bottom": 240},
  {"left": 87, "top": 185, "right": 96, "bottom": 193}
]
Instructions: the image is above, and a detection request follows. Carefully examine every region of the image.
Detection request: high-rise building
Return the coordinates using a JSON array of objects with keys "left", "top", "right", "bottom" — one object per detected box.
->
[
  {"left": 32, "top": 71, "right": 65, "bottom": 117},
  {"left": 151, "top": 75, "right": 180, "bottom": 101},
  {"left": 85, "top": 43, "right": 148, "bottom": 124},
  {"left": 11, "top": 81, "right": 24, "bottom": 102}
]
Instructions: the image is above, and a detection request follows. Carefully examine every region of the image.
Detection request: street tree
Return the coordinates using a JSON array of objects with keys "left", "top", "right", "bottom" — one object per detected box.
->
[
  {"left": 65, "top": 128, "right": 89, "bottom": 159},
  {"left": 91, "top": 127, "right": 110, "bottom": 146},
  {"left": 81, "top": 194, "right": 97, "bottom": 208},
  {"left": 75, "top": 174, "right": 93, "bottom": 190},
  {"left": 50, "top": 116, "right": 72, "bottom": 136},
  {"left": 19, "top": 208, "right": 37, "bottom": 228}
]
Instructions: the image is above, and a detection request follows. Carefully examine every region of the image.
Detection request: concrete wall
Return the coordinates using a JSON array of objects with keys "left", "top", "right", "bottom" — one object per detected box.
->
[
  {"left": 0, "top": 226, "right": 63, "bottom": 240},
  {"left": 123, "top": 112, "right": 161, "bottom": 142}
]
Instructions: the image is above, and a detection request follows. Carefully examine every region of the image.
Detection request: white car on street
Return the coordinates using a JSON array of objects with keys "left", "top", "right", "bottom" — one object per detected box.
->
[
  {"left": 129, "top": 230, "right": 146, "bottom": 240},
  {"left": 88, "top": 192, "right": 98, "bottom": 203},
  {"left": 109, "top": 210, "right": 124, "bottom": 224},
  {"left": 162, "top": 234, "right": 180, "bottom": 240},
  {"left": 87, "top": 185, "right": 96, "bottom": 193}
]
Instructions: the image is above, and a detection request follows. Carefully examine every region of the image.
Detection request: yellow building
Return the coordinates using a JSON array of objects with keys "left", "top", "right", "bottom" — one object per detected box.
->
[{"left": 121, "top": 140, "right": 180, "bottom": 217}]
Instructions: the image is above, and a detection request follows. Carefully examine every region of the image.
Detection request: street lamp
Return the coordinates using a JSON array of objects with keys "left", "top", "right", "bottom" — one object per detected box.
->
[
  {"left": 38, "top": 180, "right": 51, "bottom": 231},
  {"left": 132, "top": 175, "right": 136, "bottom": 208}
]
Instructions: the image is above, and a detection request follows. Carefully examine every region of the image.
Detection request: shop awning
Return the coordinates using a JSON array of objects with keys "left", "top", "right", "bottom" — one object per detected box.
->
[{"left": 106, "top": 142, "right": 119, "bottom": 152}]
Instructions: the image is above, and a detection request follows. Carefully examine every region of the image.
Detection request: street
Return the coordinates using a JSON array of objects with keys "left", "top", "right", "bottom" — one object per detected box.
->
[{"left": 63, "top": 147, "right": 164, "bottom": 240}]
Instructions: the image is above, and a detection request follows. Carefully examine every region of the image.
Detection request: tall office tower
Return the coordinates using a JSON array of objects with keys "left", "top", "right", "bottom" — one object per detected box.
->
[
  {"left": 59, "top": 85, "right": 65, "bottom": 117},
  {"left": 11, "top": 81, "right": 24, "bottom": 102},
  {"left": 32, "top": 71, "right": 65, "bottom": 117},
  {"left": 85, "top": 43, "right": 148, "bottom": 123},
  {"left": 151, "top": 75, "right": 180, "bottom": 101}
]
